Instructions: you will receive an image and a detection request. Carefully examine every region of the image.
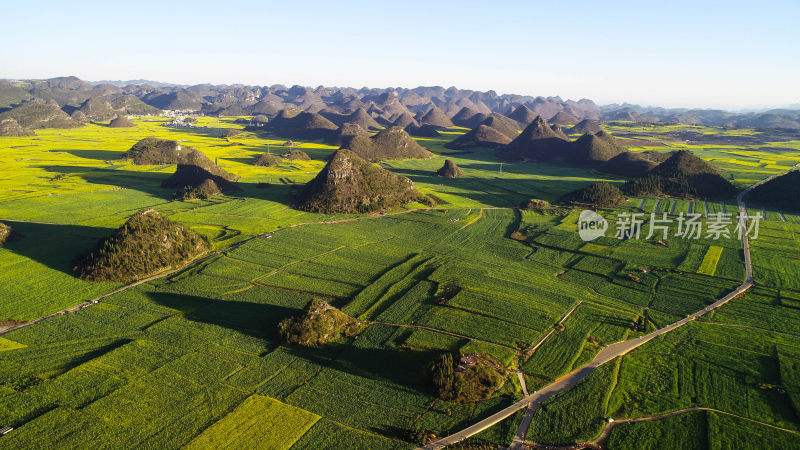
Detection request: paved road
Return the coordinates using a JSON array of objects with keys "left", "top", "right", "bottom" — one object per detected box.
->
[{"left": 422, "top": 169, "right": 800, "bottom": 449}]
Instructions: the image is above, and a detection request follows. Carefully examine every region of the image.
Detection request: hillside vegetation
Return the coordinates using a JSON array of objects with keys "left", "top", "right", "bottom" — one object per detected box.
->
[
  {"left": 74, "top": 209, "right": 209, "bottom": 282},
  {"left": 298, "top": 149, "right": 421, "bottom": 213},
  {"left": 0, "top": 118, "right": 35, "bottom": 136},
  {"left": 747, "top": 170, "right": 800, "bottom": 211},
  {"left": 622, "top": 150, "right": 736, "bottom": 199},
  {"left": 122, "top": 137, "right": 238, "bottom": 181},
  {"left": 278, "top": 299, "right": 362, "bottom": 346},
  {"left": 559, "top": 182, "right": 627, "bottom": 208},
  {"left": 0, "top": 222, "right": 10, "bottom": 246},
  {"left": 341, "top": 126, "right": 433, "bottom": 162},
  {"left": 0, "top": 100, "right": 82, "bottom": 129},
  {"left": 436, "top": 159, "right": 462, "bottom": 178},
  {"left": 431, "top": 353, "right": 508, "bottom": 403}
]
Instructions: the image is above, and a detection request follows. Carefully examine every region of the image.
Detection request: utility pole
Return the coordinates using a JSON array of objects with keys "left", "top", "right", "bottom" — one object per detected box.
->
[
  {"left": 267, "top": 143, "right": 270, "bottom": 154},
  {"left": 499, "top": 162, "right": 504, "bottom": 174}
]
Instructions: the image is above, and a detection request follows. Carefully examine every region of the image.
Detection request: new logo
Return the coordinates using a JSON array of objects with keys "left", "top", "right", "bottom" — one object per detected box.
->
[{"left": 578, "top": 210, "right": 608, "bottom": 242}]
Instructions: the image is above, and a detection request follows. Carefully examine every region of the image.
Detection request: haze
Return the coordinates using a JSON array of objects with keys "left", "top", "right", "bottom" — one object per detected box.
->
[{"left": 2, "top": 0, "right": 799, "bottom": 109}]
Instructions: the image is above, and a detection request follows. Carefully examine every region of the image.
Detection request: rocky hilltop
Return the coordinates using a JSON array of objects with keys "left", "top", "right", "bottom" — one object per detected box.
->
[
  {"left": 298, "top": 149, "right": 421, "bottom": 213},
  {"left": 122, "top": 137, "right": 238, "bottom": 181},
  {"left": 340, "top": 126, "right": 433, "bottom": 162},
  {"left": 0, "top": 118, "right": 35, "bottom": 136},
  {"left": 746, "top": 170, "right": 800, "bottom": 211},
  {"left": 75, "top": 209, "right": 209, "bottom": 282},
  {"left": 0, "top": 99, "right": 82, "bottom": 129},
  {"left": 496, "top": 116, "right": 570, "bottom": 161},
  {"left": 437, "top": 159, "right": 462, "bottom": 178},
  {"left": 622, "top": 150, "right": 736, "bottom": 199}
]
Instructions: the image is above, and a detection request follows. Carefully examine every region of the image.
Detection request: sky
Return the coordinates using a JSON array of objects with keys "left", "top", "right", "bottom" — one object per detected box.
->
[{"left": 2, "top": 0, "right": 799, "bottom": 110}]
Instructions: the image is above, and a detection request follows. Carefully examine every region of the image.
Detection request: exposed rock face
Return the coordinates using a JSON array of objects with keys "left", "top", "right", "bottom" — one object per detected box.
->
[
  {"left": 122, "top": 137, "right": 238, "bottom": 181},
  {"left": 74, "top": 209, "right": 210, "bottom": 282},
  {"left": 0, "top": 118, "right": 35, "bottom": 136},
  {"left": 298, "top": 149, "right": 421, "bottom": 213},
  {"left": 341, "top": 126, "right": 434, "bottom": 162},
  {"left": 496, "top": 116, "right": 570, "bottom": 161},
  {"left": 436, "top": 159, "right": 462, "bottom": 178}
]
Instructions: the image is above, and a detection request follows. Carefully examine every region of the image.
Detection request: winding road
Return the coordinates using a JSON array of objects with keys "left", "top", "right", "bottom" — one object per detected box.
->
[{"left": 422, "top": 168, "right": 800, "bottom": 449}]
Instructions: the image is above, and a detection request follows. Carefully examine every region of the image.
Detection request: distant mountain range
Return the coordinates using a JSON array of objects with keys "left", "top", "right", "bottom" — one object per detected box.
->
[
  {"left": 91, "top": 79, "right": 185, "bottom": 88},
  {"left": 1, "top": 75, "right": 799, "bottom": 132}
]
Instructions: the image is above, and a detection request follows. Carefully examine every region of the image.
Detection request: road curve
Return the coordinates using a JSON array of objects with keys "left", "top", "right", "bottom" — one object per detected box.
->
[{"left": 421, "top": 167, "right": 800, "bottom": 449}]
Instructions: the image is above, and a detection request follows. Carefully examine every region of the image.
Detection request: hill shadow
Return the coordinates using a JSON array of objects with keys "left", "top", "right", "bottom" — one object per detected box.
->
[
  {"left": 223, "top": 157, "right": 259, "bottom": 165},
  {"left": 387, "top": 167, "right": 586, "bottom": 207},
  {"left": 1, "top": 221, "right": 114, "bottom": 276},
  {"left": 35, "top": 164, "right": 175, "bottom": 201},
  {"left": 163, "top": 126, "right": 229, "bottom": 139},
  {"left": 146, "top": 291, "right": 297, "bottom": 341},
  {"left": 58, "top": 149, "right": 126, "bottom": 161},
  {"left": 230, "top": 180, "right": 301, "bottom": 204},
  {"left": 146, "top": 290, "right": 439, "bottom": 394},
  {"left": 37, "top": 163, "right": 307, "bottom": 206}
]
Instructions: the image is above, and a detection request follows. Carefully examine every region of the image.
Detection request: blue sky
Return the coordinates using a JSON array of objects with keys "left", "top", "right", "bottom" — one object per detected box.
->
[{"left": 2, "top": 0, "right": 798, "bottom": 109}]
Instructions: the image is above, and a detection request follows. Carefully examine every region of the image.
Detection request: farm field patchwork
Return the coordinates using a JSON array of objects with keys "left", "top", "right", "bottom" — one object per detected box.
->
[{"left": 2, "top": 117, "right": 800, "bottom": 448}]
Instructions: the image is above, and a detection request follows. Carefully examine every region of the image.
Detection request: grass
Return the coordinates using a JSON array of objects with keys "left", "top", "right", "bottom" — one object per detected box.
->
[
  {"left": 186, "top": 395, "right": 320, "bottom": 449},
  {"left": 696, "top": 245, "right": 723, "bottom": 276},
  {"left": 606, "top": 410, "right": 800, "bottom": 449},
  {"left": 2, "top": 117, "right": 800, "bottom": 448}
]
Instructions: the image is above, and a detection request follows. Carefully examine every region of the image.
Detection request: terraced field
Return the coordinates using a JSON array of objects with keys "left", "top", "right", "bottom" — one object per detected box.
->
[{"left": 1, "top": 118, "right": 800, "bottom": 448}]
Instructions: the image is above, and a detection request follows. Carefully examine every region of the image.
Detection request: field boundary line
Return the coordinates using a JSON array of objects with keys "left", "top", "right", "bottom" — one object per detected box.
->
[
  {"left": 367, "top": 320, "right": 520, "bottom": 353},
  {"left": 420, "top": 169, "right": 780, "bottom": 449},
  {"left": 588, "top": 406, "right": 800, "bottom": 447}
]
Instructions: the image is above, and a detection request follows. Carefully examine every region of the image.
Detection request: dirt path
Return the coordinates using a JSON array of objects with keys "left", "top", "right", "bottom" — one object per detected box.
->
[
  {"left": 0, "top": 207, "right": 431, "bottom": 337},
  {"left": 368, "top": 321, "right": 520, "bottom": 353},
  {"left": 590, "top": 407, "right": 800, "bottom": 446},
  {"left": 508, "top": 301, "right": 584, "bottom": 448},
  {"left": 420, "top": 171, "right": 788, "bottom": 449}
]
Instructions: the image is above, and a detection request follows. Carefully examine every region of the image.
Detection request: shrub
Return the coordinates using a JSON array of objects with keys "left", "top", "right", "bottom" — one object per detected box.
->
[
  {"left": 278, "top": 299, "right": 361, "bottom": 346},
  {"left": 430, "top": 353, "right": 507, "bottom": 403}
]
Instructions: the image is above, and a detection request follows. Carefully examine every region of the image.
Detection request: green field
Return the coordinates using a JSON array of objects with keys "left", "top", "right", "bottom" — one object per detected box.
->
[{"left": 2, "top": 117, "right": 800, "bottom": 448}]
